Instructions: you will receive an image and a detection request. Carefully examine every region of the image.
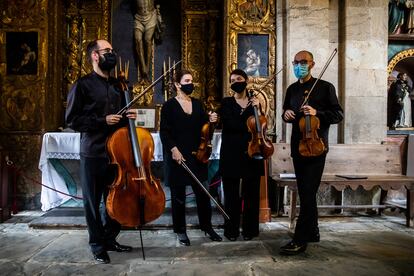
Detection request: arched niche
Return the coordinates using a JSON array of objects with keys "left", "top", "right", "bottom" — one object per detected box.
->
[{"left": 387, "top": 49, "right": 414, "bottom": 129}]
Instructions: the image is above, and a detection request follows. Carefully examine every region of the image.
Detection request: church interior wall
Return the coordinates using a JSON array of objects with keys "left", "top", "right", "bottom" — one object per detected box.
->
[{"left": 0, "top": 0, "right": 402, "bottom": 209}]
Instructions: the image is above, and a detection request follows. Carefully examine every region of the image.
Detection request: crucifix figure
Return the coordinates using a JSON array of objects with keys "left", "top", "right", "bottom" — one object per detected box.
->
[{"left": 134, "top": 0, "right": 160, "bottom": 81}]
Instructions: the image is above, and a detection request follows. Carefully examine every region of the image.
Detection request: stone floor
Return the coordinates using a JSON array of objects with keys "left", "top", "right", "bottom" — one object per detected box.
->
[{"left": 0, "top": 211, "right": 414, "bottom": 275}]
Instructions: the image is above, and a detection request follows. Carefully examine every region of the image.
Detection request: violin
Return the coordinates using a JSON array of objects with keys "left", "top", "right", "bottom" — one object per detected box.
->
[
  {"left": 246, "top": 90, "right": 274, "bottom": 160},
  {"left": 298, "top": 48, "right": 337, "bottom": 157},
  {"left": 106, "top": 74, "right": 165, "bottom": 228},
  {"left": 245, "top": 68, "right": 283, "bottom": 160},
  {"left": 298, "top": 102, "right": 325, "bottom": 157},
  {"left": 193, "top": 97, "right": 218, "bottom": 163}
]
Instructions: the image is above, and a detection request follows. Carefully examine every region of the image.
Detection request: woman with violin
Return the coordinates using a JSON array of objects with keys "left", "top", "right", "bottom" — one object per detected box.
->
[
  {"left": 160, "top": 69, "right": 222, "bottom": 246},
  {"left": 65, "top": 39, "right": 136, "bottom": 264},
  {"left": 219, "top": 69, "right": 264, "bottom": 241},
  {"left": 280, "top": 50, "right": 343, "bottom": 255}
]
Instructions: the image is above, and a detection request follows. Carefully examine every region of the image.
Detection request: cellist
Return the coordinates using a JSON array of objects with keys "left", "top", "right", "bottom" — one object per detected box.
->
[
  {"left": 280, "top": 50, "right": 343, "bottom": 255},
  {"left": 65, "top": 39, "right": 136, "bottom": 264},
  {"left": 219, "top": 69, "right": 264, "bottom": 242}
]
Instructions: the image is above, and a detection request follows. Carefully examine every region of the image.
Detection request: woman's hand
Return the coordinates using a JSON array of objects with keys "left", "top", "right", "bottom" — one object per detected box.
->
[
  {"left": 171, "top": 146, "right": 186, "bottom": 164},
  {"left": 251, "top": 96, "right": 260, "bottom": 107}
]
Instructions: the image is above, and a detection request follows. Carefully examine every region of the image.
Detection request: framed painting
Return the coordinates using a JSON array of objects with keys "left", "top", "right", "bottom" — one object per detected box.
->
[
  {"left": 237, "top": 34, "right": 269, "bottom": 77},
  {"left": 6, "top": 32, "right": 38, "bottom": 75}
]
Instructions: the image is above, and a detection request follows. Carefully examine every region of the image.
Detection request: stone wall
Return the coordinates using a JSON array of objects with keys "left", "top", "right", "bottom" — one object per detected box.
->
[{"left": 276, "top": 0, "right": 389, "bottom": 144}]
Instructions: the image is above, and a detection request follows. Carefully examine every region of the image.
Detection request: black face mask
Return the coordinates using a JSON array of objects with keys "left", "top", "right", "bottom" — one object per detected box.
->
[
  {"left": 98, "top": 52, "right": 117, "bottom": 71},
  {"left": 180, "top": 83, "right": 194, "bottom": 95},
  {"left": 231, "top": 81, "right": 247, "bottom": 93}
]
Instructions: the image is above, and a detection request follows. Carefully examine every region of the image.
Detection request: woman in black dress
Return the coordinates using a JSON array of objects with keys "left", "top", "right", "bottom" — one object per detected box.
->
[
  {"left": 160, "top": 69, "right": 222, "bottom": 246},
  {"left": 219, "top": 68, "right": 263, "bottom": 241}
]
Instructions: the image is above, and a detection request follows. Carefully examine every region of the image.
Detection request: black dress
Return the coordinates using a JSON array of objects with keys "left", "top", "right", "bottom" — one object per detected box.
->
[
  {"left": 219, "top": 96, "right": 264, "bottom": 239},
  {"left": 160, "top": 97, "right": 213, "bottom": 233}
]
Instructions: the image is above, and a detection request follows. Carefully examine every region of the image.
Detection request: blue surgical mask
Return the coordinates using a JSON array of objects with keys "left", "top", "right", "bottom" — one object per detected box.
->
[{"left": 293, "top": 64, "right": 309, "bottom": 79}]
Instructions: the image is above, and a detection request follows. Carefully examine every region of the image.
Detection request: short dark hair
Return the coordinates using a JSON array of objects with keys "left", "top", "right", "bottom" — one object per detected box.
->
[
  {"left": 174, "top": 69, "right": 192, "bottom": 83},
  {"left": 229, "top": 68, "right": 248, "bottom": 82},
  {"left": 86, "top": 40, "right": 99, "bottom": 64}
]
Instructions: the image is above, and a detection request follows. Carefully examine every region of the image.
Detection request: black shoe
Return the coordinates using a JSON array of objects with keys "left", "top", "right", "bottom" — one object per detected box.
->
[
  {"left": 177, "top": 232, "right": 190, "bottom": 246},
  {"left": 204, "top": 228, "right": 222, "bottom": 242},
  {"left": 280, "top": 240, "right": 307, "bottom": 255},
  {"left": 224, "top": 234, "right": 238, "bottom": 241},
  {"left": 106, "top": 242, "right": 132, "bottom": 252},
  {"left": 243, "top": 235, "right": 253, "bottom": 241},
  {"left": 93, "top": 251, "right": 110, "bottom": 264}
]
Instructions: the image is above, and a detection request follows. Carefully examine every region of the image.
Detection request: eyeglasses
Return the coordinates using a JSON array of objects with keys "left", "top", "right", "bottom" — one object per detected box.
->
[
  {"left": 292, "top": 59, "right": 311, "bottom": 65},
  {"left": 95, "top": 48, "right": 116, "bottom": 54}
]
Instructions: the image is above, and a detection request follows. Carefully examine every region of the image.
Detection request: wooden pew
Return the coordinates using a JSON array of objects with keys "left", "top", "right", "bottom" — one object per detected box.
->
[{"left": 270, "top": 143, "right": 414, "bottom": 229}]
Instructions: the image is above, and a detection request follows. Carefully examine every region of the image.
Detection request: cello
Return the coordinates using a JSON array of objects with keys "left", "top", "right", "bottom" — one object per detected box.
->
[
  {"left": 246, "top": 68, "right": 283, "bottom": 159},
  {"left": 298, "top": 48, "right": 337, "bottom": 157},
  {"left": 106, "top": 70, "right": 170, "bottom": 259}
]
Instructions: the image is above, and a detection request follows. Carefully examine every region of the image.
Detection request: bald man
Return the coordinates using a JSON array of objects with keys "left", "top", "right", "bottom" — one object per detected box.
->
[{"left": 280, "top": 50, "right": 343, "bottom": 255}]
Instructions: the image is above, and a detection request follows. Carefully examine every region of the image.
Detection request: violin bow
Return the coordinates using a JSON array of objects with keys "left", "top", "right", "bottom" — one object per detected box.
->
[
  {"left": 301, "top": 48, "right": 338, "bottom": 108},
  {"left": 117, "top": 60, "right": 182, "bottom": 115},
  {"left": 180, "top": 161, "right": 230, "bottom": 220}
]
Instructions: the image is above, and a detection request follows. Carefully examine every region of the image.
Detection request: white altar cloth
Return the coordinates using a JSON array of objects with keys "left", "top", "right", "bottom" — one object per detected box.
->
[{"left": 39, "top": 131, "right": 222, "bottom": 211}]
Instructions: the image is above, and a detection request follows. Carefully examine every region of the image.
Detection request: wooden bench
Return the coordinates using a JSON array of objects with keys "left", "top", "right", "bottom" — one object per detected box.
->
[{"left": 270, "top": 143, "right": 414, "bottom": 229}]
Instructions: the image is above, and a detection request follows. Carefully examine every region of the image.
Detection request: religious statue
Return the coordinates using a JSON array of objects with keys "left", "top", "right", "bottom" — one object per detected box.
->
[
  {"left": 134, "top": 0, "right": 163, "bottom": 82},
  {"left": 388, "top": 73, "right": 411, "bottom": 128},
  {"left": 389, "top": 0, "right": 407, "bottom": 34},
  {"left": 406, "top": 0, "right": 414, "bottom": 33}
]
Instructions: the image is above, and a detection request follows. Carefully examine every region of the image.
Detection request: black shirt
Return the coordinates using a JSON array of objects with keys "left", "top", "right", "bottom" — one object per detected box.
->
[
  {"left": 282, "top": 77, "right": 343, "bottom": 158},
  {"left": 219, "top": 97, "right": 264, "bottom": 178},
  {"left": 65, "top": 71, "right": 127, "bottom": 158}
]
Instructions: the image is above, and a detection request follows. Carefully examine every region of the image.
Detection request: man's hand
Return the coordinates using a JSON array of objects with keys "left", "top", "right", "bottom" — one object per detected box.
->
[
  {"left": 126, "top": 109, "right": 138, "bottom": 120},
  {"left": 301, "top": 105, "right": 317, "bottom": 116},
  {"left": 283, "top": 109, "right": 296, "bottom": 121},
  {"left": 106, "top": 114, "right": 123, "bottom": 125}
]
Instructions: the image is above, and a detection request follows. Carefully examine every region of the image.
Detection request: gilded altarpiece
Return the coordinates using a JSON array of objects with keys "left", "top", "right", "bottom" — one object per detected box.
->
[
  {"left": 226, "top": 0, "right": 276, "bottom": 135},
  {"left": 182, "top": 0, "right": 221, "bottom": 103},
  {"left": 0, "top": 0, "right": 111, "bottom": 208},
  {"left": 0, "top": 0, "right": 61, "bottom": 208}
]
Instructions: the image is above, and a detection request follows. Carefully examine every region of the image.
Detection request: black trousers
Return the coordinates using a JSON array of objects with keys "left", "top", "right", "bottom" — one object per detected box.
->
[
  {"left": 80, "top": 157, "right": 121, "bottom": 254},
  {"left": 222, "top": 176, "right": 261, "bottom": 238},
  {"left": 292, "top": 155, "right": 326, "bottom": 243},
  {"left": 170, "top": 180, "right": 213, "bottom": 233}
]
